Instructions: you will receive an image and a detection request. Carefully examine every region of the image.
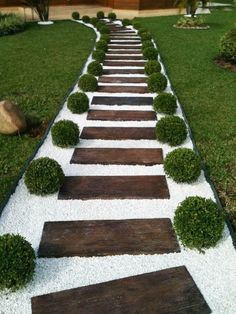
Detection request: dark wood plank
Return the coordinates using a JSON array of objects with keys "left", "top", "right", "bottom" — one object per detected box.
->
[
  {"left": 103, "top": 61, "right": 145, "bottom": 67},
  {"left": 87, "top": 109, "right": 155, "bottom": 121},
  {"left": 106, "top": 50, "right": 142, "bottom": 54},
  {"left": 97, "top": 85, "right": 148, "bottom": 93},
  {"left": 108, "top": 45, "right": 141, "bottom": 49},
  {"left": 80, "top": 127, "right": 155, "bottom": 140},
  {"left": 99, "top": 76, "right": 146, "bottom": 83},
  {"left": 105, "top": 55, "right": 143, "bottom": 60},
  {"left": 110, "top": 41, "right": 141, "bottom": 44},
  {"left": 91, "top": 96, "right": 153, "bottom": 106},
  {"left": 110, "top": 36, "right": 140, "bottom": 40},
  {"left": 38, "top": 218, "right": 180, "bottom": 257},
  {"left": 110, "top": 31, "right": 136, "bottom": 35},
  {"left": 71, "top": 148, "right": 162, "bottom": 165},
  {"left": 103, "top": 68, "right": 144, "bottom": 74},
  {"left": 58, "top": 175, "right": 170, "bottom": 200},
  {"left": 31, "top": 266, "right": 211, "bottom": 314}
]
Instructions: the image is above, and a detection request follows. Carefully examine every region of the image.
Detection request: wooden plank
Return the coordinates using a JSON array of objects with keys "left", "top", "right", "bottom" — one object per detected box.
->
[
  {"left": 80, "top": 127, "right": 155, "bottom": 140},
  {"left": 108, "top": 45, "right": 142, "bottom": 49},
  {"left": 110, "top": 41, "right": 141, "bottom": 44},
  {"left": 87, "top": 109, "right": 155, "bottom": 121},
  {"left": 97, "top": 85, "right": 148, "bottom": 93},
  {"left": 106, "top": 54, "right": 143, "bottom": 60},
  {"left": 38, "top": 218, "right": 179, "bottom": 258},
  {"left": 106, "top": 50, "right": 142, "bottom": 54},
  {"left": 103, "top": 61, "right": 145, "bottom": 67},
  {"left": 31, "top": 266, "right": 211, "bottom": 314},
  {"left": 58, "top": 175, "right": 170, "bottom": 200},
  {"left": 103, "top": 68, "right": 144, "bottom": 74},
  {"left": 99, "top": 76, "right": 146, "bottom": 83},
  {"left": 91, "top": 96, "right": 153, "bottom": 106},
  {"left": 71, "top": 148, "right": 162, "bottom": 165}
]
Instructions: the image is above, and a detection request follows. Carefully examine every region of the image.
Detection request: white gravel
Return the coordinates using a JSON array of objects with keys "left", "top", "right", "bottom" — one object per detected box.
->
[{"left": 0, "top": 20, "right": 236, "bottom": 314}]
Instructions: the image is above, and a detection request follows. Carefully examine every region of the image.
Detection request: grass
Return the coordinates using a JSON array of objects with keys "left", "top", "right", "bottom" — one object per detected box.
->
[
  {"left": 137, "top": 10, "right": 236, "bottom": 223},
  {"left": 0, "top": 21, "right": 95, "bottom": 206}
]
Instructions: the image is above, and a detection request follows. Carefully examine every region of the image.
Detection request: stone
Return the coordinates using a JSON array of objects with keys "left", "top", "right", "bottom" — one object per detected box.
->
[{"left": 0, "top": 100, "right": 26, "bottom": 135}]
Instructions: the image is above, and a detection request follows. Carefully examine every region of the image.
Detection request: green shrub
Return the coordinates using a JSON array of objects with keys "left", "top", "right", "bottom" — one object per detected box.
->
[
  {"left": 144, "top": 60, "right": 161, "bottom": 75},
  {"left": 25, "top": 157, "right": 64, "bottom": 195},
  {"left": 132, "top": 22, "right": 141, "bottom": 30},
  {"left": 100, "top": 34, "right": 110, "bottom": 43},
  {"left": 122, "top": 19, "right": 132, "bottom": 27},
  {"left": 72, "top": 11, "right": 80, "bottom": 20},
  {"left": 147, "top": 73, "right": 167, "bottom": 93},
  {"left": 92, "top": 49, "right": 106, "bottom": 63},
  {"left": 96, "top": 39, "right": 108, "bottom": 52},
  {"left": 0, "top": 13, "right": 25, "bottom": 36},
  {"left": 96, "top": 20, "right": 105, "bottom": 31},
  {"left": 82, "top": 15, "right": 90, "bottom": 23},
  {"left": 97, "top": 11, "right": 105, "bottom": 19},
  {"left": 100, "top": 25, "right": 109, "bottom": 34},
  {"left": 79, "top": 74, "right": 98, "bottom": 92},
  {"left": 0, "top": 234, "right": 35, "bottom": 291},
  {"left": 140, "top": 32, "right": 152, "bottom": 41},
  {"left": 142, "top": 40, "right": 154, "bottom": 50},
  {"left": 219, "top": 28, "right": 236, "bottom": 64},
  {"left": 164, "top": 148, "right": 201, "bottom": 183},
  {"left": 67, "top": 92, "right": 89, "bottom": 114},
  {"left": 51, "top": 120, "right": 80, "bottom": 148},
  {"left": 155, "top": 116, "right": 187, "bottom": 146},
  {"left": 87, "top": 60, "right": 103, "bottom": 76},
  {"left": 138, "top": 28, "right": 147, "bottom": 35},
  {"left": 153, "top": 92, "right": 177, "bottom": 115},
  {"left": 108, "top": 12, "right": 116, "bottom": 21},
  {"left": 143, "top": 47, "right": 158, "bottom": 60},
  {"left": 90, "top": 17, "right": 99, "bottom": 26},
  {"left": 174, "top": 196, "right": 224, "bottom": 251}
]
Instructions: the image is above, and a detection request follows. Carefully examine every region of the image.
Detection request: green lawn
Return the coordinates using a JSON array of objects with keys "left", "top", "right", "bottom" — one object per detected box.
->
[
  {"left": 137, "top": 10, "right": 236, "bottom": 224},
  {"left": 0, "top": 21, "right": 95, "bottom": 206}
]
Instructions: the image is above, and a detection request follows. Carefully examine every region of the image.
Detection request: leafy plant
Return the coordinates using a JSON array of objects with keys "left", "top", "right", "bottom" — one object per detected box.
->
[
  {"left": 153, "top": 92, "right": 177, "bottom": 114},
  {"left": 147, "top": 72, "right": 167, "bottom": 92},
  {"left": 155, "top": 116, "right": 187, "bottom": 146},
  {"left": 51, "top": 120, "right": 79, "bottom": 148},
  {"left": 99, "top": 25, "right": 109, "bottom": 34},
  {"left": 96, "top": 39, "right": 108, "bottom": 52},
  {"left": 142, "top": 40, "right": 154, "bottom": 50},
  {"left": 108, "top": 12, "right": 116, "bottom": 21},
  {"left": 0, "top": 234, "right": 36, "bottom": 291},
  {"left": 144, "top": 60, "right": 161, "bottom": 75},
  {"left": 100, "top": 34, "right": 110, "bottom": 44},
  {"left": 78, "top": 74, "right": 98, "bottom": 92},
  {"left": 22, "top": 0, "right": 51, "bottom": 22},
  {"left": 175, "top": 0, "right": 198, "bottom": 17},
  {"left": 174, "top": 196, "right": 224, "bottom": 251},
  {"left": 25, "top": 157, "right": 64, "bottom": 195},
  {"left": 87, "top": 61, "right": 103, "bottom": 76},
  {"left": 143, "top": 47, "right": 158, "bottom": 60},
  {"left": 122, "top": 19, "right": 132, "bottom": 27},
  {"left": 67, "top": 92, "right": 89, "bottom": 114},
  {"left": 0, "top": 13, "right": 25, "bottom": 36},
  {"left": 82, "top": 15, "right": 90, "bottom": 23},
  {"left": 72, "top": 11, "right": 80, "bottom": 20},
  {"left": 219, "top": 28, "right": 236, "bottom": 64},
  {"left": 97, "top": 11, "right": 105, "bottom": 19},
  {"left": 140, "top": 32, "right": 152, "bottom": 41},
  {"left": 164, "top": 148, "right": 201, "bottom": 182},
  {"left": 90, "top": 17, "right": 99, "bottom": 26},
  {"left": 132, "top": 22, "right": 141, "bottom": 30},
  {"left": 138, "top": 28, "right": 147, "bottom": 35},
  {"left": 175, "top": 16, "right": 207, "bottom": 28},
  {"left": 92, "top": 49, "right": 105, "bottom": 63}
]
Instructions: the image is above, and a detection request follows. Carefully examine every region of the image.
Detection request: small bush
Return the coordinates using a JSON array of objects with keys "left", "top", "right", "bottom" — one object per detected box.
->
[
  {"left": 108, "top": 12, "right": 116, "bottom": 21},
  {"left": 97, "top": 11, "right": 105, "bottom": 19},
  {"left": 90, "top": 17, "right": 99, "bottom": 26},
  {"left": 174, "top": 196, "right": 224, "bottom": 251},
  {"left": 219, "top": 28, "right": 236, "bottom": 64},
  {"left": 175, "top": 16, "right": 207, "bottom": 28},
  {"left": 72, "top": 11, "right": 80, "bottom": 20},
  {"left": 96, "top": 20, "right": 105, "bottom": 31},
  {"left": 122, "top": 19, "right": 132, "bottom": 27},
  {"left": 92, "top": 49, "right": 105, "bottom": 63},
  {"left": 51, "top": 120, "right": 79, "bottom": 148},
  {"left": 144, "top": 60, "right": 161, "bottom": 75},
  {"left": 25, "top": 157, "right": 64, "bottom": 195},
  {"left": 138, "top": 28, "right": 147, "bottom": 35},
  {"left": 147, "top": 73, "right": 167, "bottom": 93},
  {"left": 164, "top": 148, "right": 201, "bottom": 183},
  {"left": 0, "top": 234, "right": 35, "bottom": 291},
  {"left": 140, "top": 32, "right": 152, "bottom": 41},
  {"left": 87, "top": 60, "right": 103, "bottom": 76},
  {"left": 153, "top": 92, "right": 177, "bottom": 115},
  {"left": 0, "top": 13, "right": 25, "bottom": 36},
  {"left": 82, "top": 15, "right": 90, "bottom": 23},
  {"left": 143, "top": 47, "right": 158, "bottom": 60},
  {"left": 155, "top": 116, "right": 187, "bottom": 146},
  {"left": 96, "top": 39, "right": 108, "bottom": 52},
  {"left": 100, "top": 34, "right": 110, "bottom": 43},
  {"left": 78, "top": 74, "right": 98, "bottom": 92},
  {"left": 67, "top": 92, "right": 89, "bottom": 114},
  {"left": 132, "top": 22, "right": 141, "bottom": 30},
  {"left": 142, "top": 40, "right": 154, "bottom": 50},
  {"left": 100, "top": 25, "right": 109, "bottom": 34}
]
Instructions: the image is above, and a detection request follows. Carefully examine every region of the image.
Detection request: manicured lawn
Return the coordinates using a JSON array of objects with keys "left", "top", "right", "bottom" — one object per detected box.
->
[
  {"left": 137, "top": 10, "right": 236, "bottom": 223},
  {"left": 0, "top": 21, "right": 95, "bottom": 206}
]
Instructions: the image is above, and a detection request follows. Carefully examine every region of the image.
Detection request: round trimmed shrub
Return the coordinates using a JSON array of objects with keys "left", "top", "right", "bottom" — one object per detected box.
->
[
  {"left": 0, "top": 234, "right": 35, "bottom": 291},
  {"left": 122, "top": 19, "right": 132, "bottom": 27},
  {"left": 79, "top": 74, "right": 98, "bottom": 92},
  {"left": 164, "top": 148, "right": 201, "bottom": 183},
  {"left": 132, "top": 22, "right": 141, "bottom": 30},
  {"left": 97, "top": 11, "right": 105, "bottom": 19},
  {"left": 143, "top": 47, "right": 158, "bottom": 60},
  {"left": 82, "top": 15, "right": 90, "bottom": 23},
  {"left": 72, "top": 11, "right": 80, "bottom": 20},
  {"left": 153, "top": 92, "right": 177, "bottom": 115},
  {"left": 108, "top": 12, "right": 116, "bottom": 21},
  {"left": 25, "top": 157, "right": 64, "bottom": 195},
  {"left": 142, "top": 40, "right": 154, "bottom": 50},
  {"left": 96, "top": 20, "right": 105, "bottom": 31},
  {"left": 96, "top": 39, "right": 108, "bottom": 52},
  {"left": 101, "top": 34, "right": 110, "bottom": 43},
  {"left": 138, "top": 28, "right": 147, "bottom": 35},
  {"left": 87, "top": 60, "right": 103, "bottom": 76},
  {"left": 140, "top": 32, "right": 152, "bottom": 41},
  {"left": 144, "top": 60, "right": 161, "bottom": 75},
  {"left": 174, "top": 196, "right": 224, "bottom": 251},
  {"left": 52, "top": 120, "right": 79, "bottom": 148},
  {"left": 155, "top": 116, "right": 187, "bottom": 146},
  {"left": 90, "top": 17, "right": 99, "bottom": 26},
  {"left": 67, "top": 92, "right": 89, "bottom": 114},
  {"left": 147, "top": 73, "right": 167, "bottom": 93},
  {"left": 219, "top": 28, "right": 236, "bottom": 64},
  {"left": 100, "top": 25, "right": 109, "bottom": 34},
  {"left": 92, "top": 49, "right": 105, "bottom": 63}
]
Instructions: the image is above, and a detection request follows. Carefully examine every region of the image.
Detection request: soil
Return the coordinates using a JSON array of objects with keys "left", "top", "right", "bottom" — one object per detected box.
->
[{"left": 214, "top": 57, "right": 236, "bottom": 73}]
